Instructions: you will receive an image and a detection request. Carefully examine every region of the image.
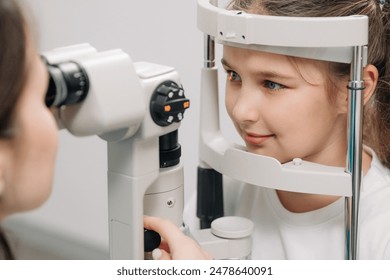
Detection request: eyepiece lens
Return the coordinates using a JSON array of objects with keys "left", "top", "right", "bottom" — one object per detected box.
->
[
  {"left": 44, "top": 61, "right": 89, "bottom": 108},
  {"left": 45, "top": 75, "right": 57, "bottom": 107}
]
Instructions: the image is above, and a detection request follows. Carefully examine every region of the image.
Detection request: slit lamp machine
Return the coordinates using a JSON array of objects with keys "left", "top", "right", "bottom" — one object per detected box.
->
[{"left": 41, "top": 0, "right": 368, "bottom": 260}]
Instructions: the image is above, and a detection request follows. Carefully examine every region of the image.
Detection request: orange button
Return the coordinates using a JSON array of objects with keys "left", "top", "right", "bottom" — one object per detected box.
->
[{"left": 164, "top": 105, "right": 171, "bottom": 112}]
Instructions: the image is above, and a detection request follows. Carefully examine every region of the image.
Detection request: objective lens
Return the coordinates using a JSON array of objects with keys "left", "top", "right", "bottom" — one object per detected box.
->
[{"left": 45, "top": 61, "right": 89, "bottom": 107}]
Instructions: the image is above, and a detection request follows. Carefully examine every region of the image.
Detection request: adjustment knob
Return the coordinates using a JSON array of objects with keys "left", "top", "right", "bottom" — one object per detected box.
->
[
  {"left": 150, "top": 81, "right": 190, "bottom": 126},
  {"left": 144, "top": 229, "right": 161, "bottom": 252}
]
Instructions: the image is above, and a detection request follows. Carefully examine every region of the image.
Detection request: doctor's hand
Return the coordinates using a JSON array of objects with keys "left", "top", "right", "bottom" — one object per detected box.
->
[{"left": 144, "top": 216, "right": 212, "bottom": 260}]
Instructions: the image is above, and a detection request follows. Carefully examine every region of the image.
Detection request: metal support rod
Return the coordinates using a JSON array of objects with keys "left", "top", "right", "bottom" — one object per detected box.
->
[
  {"left": 204, "top": 34, "right": 215, "bottom": 68},
  {"left": 345, "top": 45, "right": 365, "bottom": 260},
  {"left": 199, "top": 33, "right": 216, "bottom": 168}
]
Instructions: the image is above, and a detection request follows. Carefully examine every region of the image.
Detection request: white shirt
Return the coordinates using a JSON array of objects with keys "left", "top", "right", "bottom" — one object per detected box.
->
[{"left": 185, "top": 149, "right": 390, "bottom": 259}]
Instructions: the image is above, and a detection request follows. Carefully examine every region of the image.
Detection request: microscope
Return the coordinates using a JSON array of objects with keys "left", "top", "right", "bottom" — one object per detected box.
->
[{"left": 42, "top": 43, "right": 189, "bottom": 259}]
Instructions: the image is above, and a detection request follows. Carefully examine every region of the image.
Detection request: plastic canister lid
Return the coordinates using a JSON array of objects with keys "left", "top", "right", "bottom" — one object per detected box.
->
[{"left": 211, "top": 216, "right": 254, "bottom": 239}]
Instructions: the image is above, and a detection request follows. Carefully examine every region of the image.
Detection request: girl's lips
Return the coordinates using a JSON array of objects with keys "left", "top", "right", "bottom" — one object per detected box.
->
[{"left": 244, "top": 132, "right": 274, "bottom": 146}]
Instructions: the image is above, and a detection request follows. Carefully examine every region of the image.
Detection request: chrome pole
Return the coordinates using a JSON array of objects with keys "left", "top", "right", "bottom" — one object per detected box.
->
[
  {"left": 345, "top": 45, "right": 365, "bottom": 260},
  {"left": 204, "top": 34, "right": 215, "bottom": 68}
]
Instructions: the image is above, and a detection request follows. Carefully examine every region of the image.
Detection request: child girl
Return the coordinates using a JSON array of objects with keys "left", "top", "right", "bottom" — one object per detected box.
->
[{"left": 145, "top": 0, "right": 390, "bottom": 259}]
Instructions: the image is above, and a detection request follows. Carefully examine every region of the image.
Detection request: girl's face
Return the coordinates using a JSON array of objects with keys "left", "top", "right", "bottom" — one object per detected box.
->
[
  {"left": 0, "top": 33, "right": 58, "bottom": 217},
  {"left": 224, "top": 45, "right": 348, "bottom": 166}
]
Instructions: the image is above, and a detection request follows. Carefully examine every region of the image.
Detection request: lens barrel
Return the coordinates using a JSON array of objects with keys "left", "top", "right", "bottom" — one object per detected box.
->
[{"left": 45, "top": 61, "right": 89, "bottom": 107}]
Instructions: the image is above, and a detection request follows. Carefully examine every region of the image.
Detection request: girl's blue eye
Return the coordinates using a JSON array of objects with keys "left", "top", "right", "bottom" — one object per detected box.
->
[
  {"left": 264, "top": 80, "right": 284, "bottom": 91},
  {"left": 227, "top": 70, "right": 241, "bottom": 82}
]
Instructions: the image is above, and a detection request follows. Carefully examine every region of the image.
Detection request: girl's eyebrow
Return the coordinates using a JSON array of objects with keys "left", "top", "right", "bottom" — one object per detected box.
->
[
  {"left": 221, "top": 58, "right": 232, "bottom": 69},
  {"left": 221, "top": 57, "right": 296, "bottom": 81}
]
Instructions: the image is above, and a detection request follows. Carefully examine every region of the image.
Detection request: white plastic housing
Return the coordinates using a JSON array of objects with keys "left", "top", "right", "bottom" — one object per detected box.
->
[
  {"left": 107, "top": 63, "right": 184, "bottom": 259},
  {"left": 197, "top": 0, "right": 368, "bottom": 63},
  {"left": 60, "top": 50, "right": 146, "bottom": 139},
  {"left": 41, "top": 43, "right": 98, "bottom": 64}
]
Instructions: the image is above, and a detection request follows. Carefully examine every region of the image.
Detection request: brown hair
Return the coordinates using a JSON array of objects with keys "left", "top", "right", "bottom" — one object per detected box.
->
[
  {"left": 0, "top": 0, "right": 27, "bottom": 259},
  {"left": 0, "top": 0, "right": 27, "bottom": 138},
  {"left": 228, "top": 0, "right": 390, "bottom": 168}
]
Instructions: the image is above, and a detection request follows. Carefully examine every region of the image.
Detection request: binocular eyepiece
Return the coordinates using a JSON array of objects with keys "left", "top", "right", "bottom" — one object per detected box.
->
[{"left": 45, "top": 61, "right": 89, "bottom": 108}]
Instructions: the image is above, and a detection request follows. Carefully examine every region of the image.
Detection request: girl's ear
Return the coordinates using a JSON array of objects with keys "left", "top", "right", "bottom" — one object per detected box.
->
[
  {"left": 336, "top": 64, "right": 378, "bottom": 114},
  {"left": 362, "top": 64, "right": 379, "bottom": 105}
]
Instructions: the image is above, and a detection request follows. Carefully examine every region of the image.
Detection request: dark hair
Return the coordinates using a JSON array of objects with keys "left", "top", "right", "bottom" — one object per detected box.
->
[
  {"left": 0, "top": 228, "right": 14, "bottom": 259},
  {"left": 0, "top": 0, "right": 27, "bottom": 259},
  {"left": 228, "top": 0, "right": 390, "bottom": 168},
  {"left": 0, "top": 0, "right": 27, "bottom": 138}
]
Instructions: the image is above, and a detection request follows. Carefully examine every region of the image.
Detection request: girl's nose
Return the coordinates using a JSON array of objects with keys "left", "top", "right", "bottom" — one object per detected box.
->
[{"left": 231, "top": 90, "right": 261, "bottom": 124}]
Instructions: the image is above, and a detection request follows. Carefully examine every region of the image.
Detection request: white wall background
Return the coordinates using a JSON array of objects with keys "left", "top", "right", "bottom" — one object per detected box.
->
[{"left": 5, "top": 0, "right": 238, "bottom": 259}]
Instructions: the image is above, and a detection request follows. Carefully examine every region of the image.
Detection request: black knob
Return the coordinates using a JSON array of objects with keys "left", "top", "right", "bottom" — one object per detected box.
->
[
  {"left": 144, "top": 229, "right": 161, "bottom": 252},
  {"left": 150, "top": 81, "right": 190, "bottom": 126}
]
